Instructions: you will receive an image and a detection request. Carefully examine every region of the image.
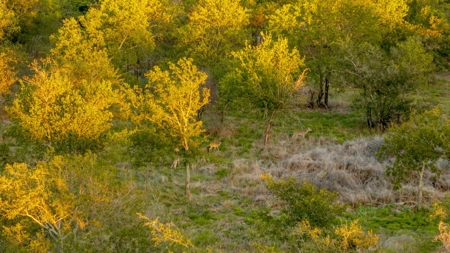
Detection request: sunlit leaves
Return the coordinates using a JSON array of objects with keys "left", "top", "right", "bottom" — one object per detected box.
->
[
  {"left": 0, "top": 1, "right": 18, "bottom": 40},
  {"left": 80, "top": 0, "right": 170, "bottom": 66},
  {"left": 131, "top": 57, "right": 209, "bottom": 151},
  {"left": 138, "top": 213, "right": 193, "bottom": 249},
  {"left": 0, "top": 157, "right": 79, "bottom": 248},
  {"left": 179, "top": 0, "right": 250, "bottom": 67},
  {"left": 220, "top": 34, "right": 306, "bottom": 144},
  {"left": 0, "top": 50, "right": 17, "bottom": 97},
  {"left": 221, "top": 34, "right": 305, "bottom": 112},
  {"left": 8, "top": 60, "right": 117, "bottom": 146}
]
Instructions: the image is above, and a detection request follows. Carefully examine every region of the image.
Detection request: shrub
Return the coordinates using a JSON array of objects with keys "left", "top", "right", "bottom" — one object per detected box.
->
[
  {"left": 296, "top": 219, "right": 379, "bottom": 252},
  {"left": 262, "top": 174, "right": 344, "bottom": 228}
]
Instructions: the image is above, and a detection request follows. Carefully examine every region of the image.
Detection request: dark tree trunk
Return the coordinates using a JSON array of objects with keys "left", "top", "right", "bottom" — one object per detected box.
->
[
  {"left": 316, "top": 78, "right": 324, "bottom": 107},
  {"left": 308, "top": 88, "right": 315, "bottom": 108},
  {"left": 324, "top": 77, "right": 330, "bottom": 108}
]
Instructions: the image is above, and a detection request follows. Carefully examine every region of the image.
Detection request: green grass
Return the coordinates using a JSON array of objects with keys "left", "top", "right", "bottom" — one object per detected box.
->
[{"left": 353, "top": 205, "right": 441, "bottom": 252}]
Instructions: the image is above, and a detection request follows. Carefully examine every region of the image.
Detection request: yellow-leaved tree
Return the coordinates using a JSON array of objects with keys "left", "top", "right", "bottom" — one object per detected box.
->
[
  {"left": 50, "top": 17, "right": 119, "bottom": 87},
  {"left": 178, "top": 0, "right": 250, "bottom": 68},
  {"left": 8, "top": 59, "right": 117, "bottom": 152},
  {"left": 0, "top": 1, "right": 18, "bottom": 39},
  {"left": 220, "top": 34, "right": 307, "bottom": 145},
  {"left": 130, "top": 57, "right": 209, "bottom": 199},
  {"left": 0, "top": 156, "right": 82, "bottom": 252},
  {"left": 81, "top": 0, "right": 176, "bottom": 66},
  {"left": 135, "top": 57, "right": 209, "bottom": 152}
]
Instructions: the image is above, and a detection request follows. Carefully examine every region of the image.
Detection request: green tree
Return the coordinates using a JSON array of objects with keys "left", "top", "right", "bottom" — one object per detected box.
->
[
  {"left": 262, "top": 174, "right": 344, "bottom": 228},
  {"left": 378, "top": 108, "right": 450, "bottom": 208},
  {"left": 220, "top": 34, "right": 306, "bottom": 145},
  {"left": 342, "top": 37, "right": 433, "bottom": 129},
  {"left": 267, "top": 0, "right": 388, "bottom": 108}
]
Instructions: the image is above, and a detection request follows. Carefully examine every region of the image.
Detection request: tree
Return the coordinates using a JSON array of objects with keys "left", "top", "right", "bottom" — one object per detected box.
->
[
  {"left": 140, "top": 57, "right": 209, "bottom": 152},
  {"left": 0, "top": 50, "right": 17, "bottom": 99},
  {"left": 7, "top": 59, "right": 118, "bottom": 153},
  {"left": 378, "top": 108, "right": 450, "bottom": 208},
  {"left": 80, "top": 0, "right": 176, "bottom": 68},
  {"left": 129, "top": 57, "right": 209, "bottom": 199},
  {"left": 267, "top": 0, "right": 386, "bottom": 108},
  {"left": 0, "top": 1, "right": 18, "bottom": 40},
  {"left": 50, "top": 0, "right": 179, "bottom": 81},
  {"left": 177, "top": 0, "right": 250, "bottom": 69},
  {"left": 342, "top": 37, "right": 433, "bottom": 129},
  {"left": 220, "top": 34, "right": 307, "bottom": 145},
  {"left": 0, "top": 156, "right": 83, "bottom": 252},
  {"left": 50, "top": 17, "right": 120, "bottom": 86}
]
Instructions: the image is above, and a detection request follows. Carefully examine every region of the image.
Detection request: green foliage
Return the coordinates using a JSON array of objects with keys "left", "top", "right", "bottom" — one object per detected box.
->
[
  {"left": 262, "top": 175, "right": 344, "bottom": 228},
  {"left": 215, "top": 168, "right": 229, "bottom": 179},
  {"left": 343, "top": 37, "right": 434, "bottom": 129},
  {"left": 378, "top": 107, "right": 450, "bottom": 189},
  {"left": 129, "top": 126, "right": 178, "bottom": 167}
]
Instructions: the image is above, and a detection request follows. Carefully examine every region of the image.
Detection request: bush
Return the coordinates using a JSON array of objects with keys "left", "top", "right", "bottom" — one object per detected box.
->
[
  {"left": 296, "top": 219, "right": 379, "bottom": 252},
  {"left": 262, "top": 175, "right": 344, "bottom": 228}
]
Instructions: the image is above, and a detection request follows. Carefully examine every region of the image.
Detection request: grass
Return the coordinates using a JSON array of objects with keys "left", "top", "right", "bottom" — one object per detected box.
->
[{"left": 353, "top": 205, "right": 441, "bottom": 252}]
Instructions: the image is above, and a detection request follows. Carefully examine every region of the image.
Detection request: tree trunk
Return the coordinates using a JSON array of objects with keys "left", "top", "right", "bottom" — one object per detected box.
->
[
  {"left": 324, "top": 77, "right": 329, "bottom": 108},
  {"left": 418, "top": 162, "right": 425, "bottom": 209},
  {"left": 308, "top": 88, "right": 315, "bottom": 108},
  {"left": 264, "top": 110, "right": 278, "bottom": 146},
  {"left": 316, "top": 75, "right": 324, "bottom": 106},
  {"left": 185, "top": 164, "right": 191, "bottom": 200}
]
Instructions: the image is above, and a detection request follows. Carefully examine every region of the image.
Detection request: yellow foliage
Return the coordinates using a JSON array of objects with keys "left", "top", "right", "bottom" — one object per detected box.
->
[
  {"left": 181, "top": 0, "right": 250, "bottom": 66},
  {"left": 50, "top": 18, "right": 119, "bottom": 87},
  {"left": 138, "top": 213, "right": 193, "bottom": 249},
  {"left": 132, "top": 57, "right": 209, "bottom": 151},
  {"left": 8, "top": 60, "right": 117, "bottom": 144},
  {"left": 296, "top": 219, "right": 378, "bottom": 252},
  {"left": 0, "top": 1, "right": 18, "bottom": 39},
  {"left": 260, "top": 173, "right": 272, "bottom": 181},
  {"left": 64, "top": 0, "right": 178, "bottom": 67},
  {"left": 431, "top": 201, "right": 448, "bottom": 221},
  {"left": 0, "top": 158, "right": 82, "bottom": 246},
  {"left": 335, "top": 220, "right": 379, "bottom": 250},
  {"left": 435, "top": 221, "right": 450, "bottom": 252},
  {"left": 431, "top": 200, "right": 450, "bottom": 250},
  {"left": 0, "top": 50, "right": 17, "bottom": 97}
]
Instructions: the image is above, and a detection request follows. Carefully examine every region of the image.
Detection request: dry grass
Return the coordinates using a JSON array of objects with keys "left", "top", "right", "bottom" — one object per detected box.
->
[{"left": 233, "top": 135, "right": 450, "bottom": 207}]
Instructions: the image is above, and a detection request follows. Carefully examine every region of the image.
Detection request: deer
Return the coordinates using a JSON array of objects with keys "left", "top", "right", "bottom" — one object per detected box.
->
[
  {"left": 208, "top": 142, "right": 221, "bottom": 152},
  {"left": 292, "top": 127, "right": 312, "bottom": 140},
  {"left": 170, "top": 156, "right": 180, "bottom": 169}
]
